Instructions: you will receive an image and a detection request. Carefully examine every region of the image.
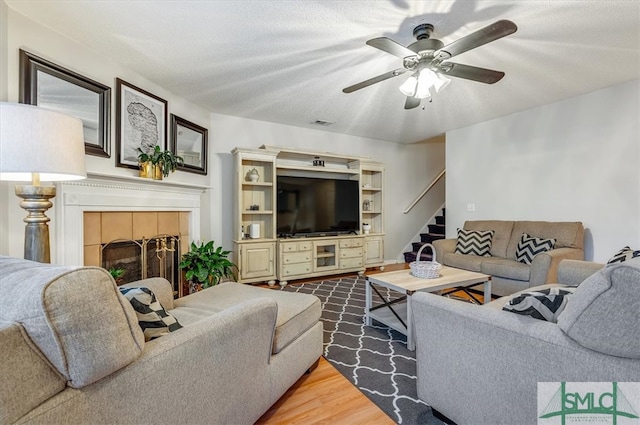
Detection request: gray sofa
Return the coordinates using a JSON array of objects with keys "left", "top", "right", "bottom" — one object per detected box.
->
[
  {"left": 0, "top": 256, "right": 323, "bottom": 425},
  {"left": 412, "top": 259, "right": 640, "bottom": 425},
  {"left": 432, "top": 220, "right": 585, "bottom": 296}
]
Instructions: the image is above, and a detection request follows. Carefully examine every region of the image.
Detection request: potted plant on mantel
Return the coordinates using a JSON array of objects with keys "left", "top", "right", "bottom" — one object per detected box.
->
[
  {"left": 179, "top": 241, "right": 237, "bottom": 294},
  {"left": 137, "top": 145, "right": 184, "bottom": 180}
]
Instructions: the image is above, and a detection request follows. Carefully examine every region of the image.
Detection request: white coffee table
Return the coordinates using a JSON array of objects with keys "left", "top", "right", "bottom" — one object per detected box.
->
[{"left": 365, "top": 266, "right": 492, "bottom": 351}]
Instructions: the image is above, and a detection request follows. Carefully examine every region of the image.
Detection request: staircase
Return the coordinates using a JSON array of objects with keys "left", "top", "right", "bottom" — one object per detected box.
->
[{"left": 403, "top": 208, "right": 446, "bottom": 263}]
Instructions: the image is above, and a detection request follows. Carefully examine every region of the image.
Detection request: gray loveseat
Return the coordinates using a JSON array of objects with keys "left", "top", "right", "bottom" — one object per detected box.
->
[
  {"left": 0, "top": 256, "right": 323, "bottom": 425},
  {"left": 433, "top": 220, "right": 585, "bottom": 296},
  {"left": 412, "top": 259, "right": 640, "bottom": 425}
]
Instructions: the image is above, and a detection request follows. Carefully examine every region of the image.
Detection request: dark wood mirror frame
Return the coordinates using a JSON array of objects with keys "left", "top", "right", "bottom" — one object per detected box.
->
[
  {"left": 170, "top": 114, "right": 208, "bottom": 175},
  {"left": 19, "top": 49, "right": 111, "bottom": 158}
]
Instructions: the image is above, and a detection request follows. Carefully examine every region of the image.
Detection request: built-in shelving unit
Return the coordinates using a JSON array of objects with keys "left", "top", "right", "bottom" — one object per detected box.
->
[{"left": 233, "top": 146, "right": 385, "bottom": 285}]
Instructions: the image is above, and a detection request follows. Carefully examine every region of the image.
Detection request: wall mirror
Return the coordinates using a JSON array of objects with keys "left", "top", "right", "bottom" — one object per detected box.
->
[
  {"left": 19, "top": 49, "right": 111, "bottom": 158},
  {"left": 170, "top": 114, "right": 208, "bottom": 175}
]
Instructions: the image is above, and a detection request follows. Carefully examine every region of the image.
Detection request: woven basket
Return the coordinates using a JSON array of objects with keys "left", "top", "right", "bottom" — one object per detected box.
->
[{"left": 409, "top": 243, "right": 441, "bottom": 279}]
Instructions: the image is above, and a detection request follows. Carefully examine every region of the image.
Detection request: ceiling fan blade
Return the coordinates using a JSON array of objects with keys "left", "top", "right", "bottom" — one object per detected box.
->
[
  {"left": 366, "top": 37, "right": 417, "bottom": 59},
  {"left": 439, "top": 62, "right": 505, "bottom": 84},
  {"left": 404, "top": 96, "right": 421, "bottom": 110},
  {"left": 342, "top": 68, "right": 407, "bottom": 93},
  {"left": 436, "top": 20, "right": 517, "bottom": 60}
]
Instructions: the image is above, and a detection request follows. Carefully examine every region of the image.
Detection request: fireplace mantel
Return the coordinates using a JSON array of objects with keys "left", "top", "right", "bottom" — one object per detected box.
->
[{"left": 56, "top": 173, "right": 206, "bottom": 266}]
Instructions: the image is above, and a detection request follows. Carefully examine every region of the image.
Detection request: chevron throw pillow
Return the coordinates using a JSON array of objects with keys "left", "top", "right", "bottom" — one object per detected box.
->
[
  {"left": 515, "top": 233, "right": 556, "bottom": 265},
  {"left": 119, "top": 286, "right": 183, "bottom": 341},
  {"left": 455, "top": 228, "right": 495, "bottom": 257},
  {"left": 503, "top": 287, "right": 576, "bottom": 322},
  {"left": 606, "top": 246, "right": 640, "bottom": 266}
]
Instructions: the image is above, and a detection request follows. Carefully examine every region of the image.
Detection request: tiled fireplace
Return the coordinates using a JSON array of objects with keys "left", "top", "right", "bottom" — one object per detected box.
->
[{"left": 56, "top": 175, "right": 204, "bottom": 292}]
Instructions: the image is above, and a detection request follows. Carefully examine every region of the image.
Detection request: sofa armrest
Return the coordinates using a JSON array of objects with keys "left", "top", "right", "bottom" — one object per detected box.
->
[
  {"left": 24, "top": 297, "right": 279, "bottom": 425},
  {"left": 529, "top": 247, "right": 584, "bottom": 286},
  {"left": 411, "top": 292, "right": 640, "bottom": 425},
  {"left": 557, "top": 259, "right": 604, "bottom": 286},
  {"left": 432, "top": 238, "right": 456, "bottom": 264},
  {"left": 120, "top": 277, "right": 174, "bottom": 310}
]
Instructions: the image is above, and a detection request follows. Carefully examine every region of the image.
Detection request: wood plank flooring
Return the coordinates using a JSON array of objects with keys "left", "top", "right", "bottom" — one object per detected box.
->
[{"left": 255, "top": 357, "right": 394, "bottom": 425}]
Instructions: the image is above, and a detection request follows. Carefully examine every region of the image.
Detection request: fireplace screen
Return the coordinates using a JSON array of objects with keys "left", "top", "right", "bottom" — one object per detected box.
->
[{"left": 102, "top": 234, "right": 181, "bottom": 297}]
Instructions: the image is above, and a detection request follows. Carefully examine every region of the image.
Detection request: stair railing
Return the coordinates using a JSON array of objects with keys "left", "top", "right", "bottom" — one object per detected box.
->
[{"left": 403, "top": 169, "right": 445, "bottom": 214}]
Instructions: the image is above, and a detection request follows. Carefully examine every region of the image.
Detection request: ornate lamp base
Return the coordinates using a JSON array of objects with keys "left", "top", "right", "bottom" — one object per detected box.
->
[{"left": 15, "top": 185, "right": 56, "bottom": 263}]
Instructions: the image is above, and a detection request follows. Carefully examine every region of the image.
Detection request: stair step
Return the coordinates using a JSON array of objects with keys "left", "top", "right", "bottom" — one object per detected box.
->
[
  {"left": 420, "top": 233, "right": 445, "bottom": 244},
  {"left": 435, "top": 215, "right": 445, "bottom": 225},
  {"left": 428, "top": 223, "right": 445, "bottom": 234},
  {"left": 403, "top": 251, "right": 434, "bottom": 263}
]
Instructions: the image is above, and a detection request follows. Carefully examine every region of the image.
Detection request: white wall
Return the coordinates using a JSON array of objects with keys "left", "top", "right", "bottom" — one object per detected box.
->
[
  {"left": 1, "top": 5, "right": 446, "bottom": 264},
  {"left": 446, "top": 80, "right": 640, "bottom": 262}
]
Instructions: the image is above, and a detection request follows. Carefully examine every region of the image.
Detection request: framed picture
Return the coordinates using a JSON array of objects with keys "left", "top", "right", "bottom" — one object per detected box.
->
[
  {"left": 19, "top": 49, "right": 111, "bottom": 158},
  {"left": 115, "top": 78, "right": 167, "bottom": 169},
  {"left": 170, "top": 114, "right": 208, "bottom": 175}
]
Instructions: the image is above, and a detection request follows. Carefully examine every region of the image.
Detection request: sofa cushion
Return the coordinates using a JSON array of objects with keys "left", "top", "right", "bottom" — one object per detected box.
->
[
  {"left": 442, "top": 253, "right": 484, "bottom": 272},
  {"left": 557, "top": 258, "right": 640, "bottom": 358},
  {"left": 502, "top": 287, "right": 575, "bottom": 322},
  {"left": 119, "top": 287, "right": 183, "bottom": 341},
  {"left": 0, "top": 256, "right": 145, "bottom": 388},
  {"left": 455, "top": 228, "right": 494, "bottom": 257},
  {"left": 171, "top": 282, "right": 321, "bottom": 354},
  {"left": 506, "top": 221, "right": 584, "bottom": 259},
  {"left": 464, "top": 220, "right": 514, "bottom": 258},
  {"left": 515, "top": 233, "right": 556, "bottom": 265},
  {"left": 606, "top": 246, "right": 640, "bottom": 266},
  {"left": 480, "top": 257, "right": 530, "bottom": 281}
]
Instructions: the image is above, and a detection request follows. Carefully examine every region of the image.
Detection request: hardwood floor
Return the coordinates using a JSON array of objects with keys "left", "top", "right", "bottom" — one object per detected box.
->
[{"left": 256, "top": 357, "right": 394, "bottom": 425}]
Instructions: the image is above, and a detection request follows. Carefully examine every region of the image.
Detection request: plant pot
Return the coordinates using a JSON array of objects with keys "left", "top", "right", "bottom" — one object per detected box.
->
[
  {"left": 139, "top": 161, "right": 152, "bottom": 178},
  {"left": 362, "top": 224, "right": 371, "bottom": 234},
  {"left": 152, "top": 164, "right": 163, "bottom": 180},
  {"left": 188, "top": 281, "right": 203, "bottom": 294}
]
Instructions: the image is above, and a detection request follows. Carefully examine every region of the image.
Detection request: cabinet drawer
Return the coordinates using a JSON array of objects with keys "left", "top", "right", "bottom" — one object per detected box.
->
[
  {"left": 281, "top": 241, "right": 312, "bottom": 252},
  {"left": 282, "top": 262, "right": 312, "bottom": 277},
  {"left": 282, "top": 252, "right": 312, "bottom": 264},
  {"left": 339, "top": 238, "right": 364, "bottom": 248},
  {"left": 340, "top": 247, "right": 363, "bottom": 258},
  {"left": 340, "top": 257, "right": 363, "bottom": 269}
]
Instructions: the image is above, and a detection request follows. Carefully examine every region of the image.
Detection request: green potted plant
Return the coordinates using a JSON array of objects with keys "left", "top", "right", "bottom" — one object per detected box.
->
[
  {"left": 108, "top": 266, "right": 126, "bottom": 284},
  {"left": 138, "top": 145, "right": 184, "bottom": 180},
  {"left": 179, "top": 241, "right": 237, "bottom": 293},
  {"left": 137, "top": 148, "right": 153, "bottom": 178}
]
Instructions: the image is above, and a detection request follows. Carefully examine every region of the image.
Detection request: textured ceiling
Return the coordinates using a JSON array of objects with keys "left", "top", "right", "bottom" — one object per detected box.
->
[{"left": 6, "top": 1, "right": 640, "bottom": 144}]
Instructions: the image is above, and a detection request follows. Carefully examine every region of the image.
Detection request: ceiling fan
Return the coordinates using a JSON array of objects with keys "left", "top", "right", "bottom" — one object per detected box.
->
[{"left": 343, "top": 20, "right": 518, "bottom": 110}]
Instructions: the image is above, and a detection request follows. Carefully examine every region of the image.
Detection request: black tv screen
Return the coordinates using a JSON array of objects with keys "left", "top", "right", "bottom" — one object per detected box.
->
[{"left": 277, "top": 176, "right": 359, "bottom": 237}]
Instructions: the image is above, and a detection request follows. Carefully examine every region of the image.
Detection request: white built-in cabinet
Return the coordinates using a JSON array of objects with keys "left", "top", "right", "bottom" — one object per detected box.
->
[{"left": 232, "top": 146, "right": 384, "bottom": 285}]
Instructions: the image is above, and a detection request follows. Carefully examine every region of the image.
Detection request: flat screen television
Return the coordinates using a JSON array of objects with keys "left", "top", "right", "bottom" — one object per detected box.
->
[{"left": 276, "top": 175, "right": 359, "bottom": 237}]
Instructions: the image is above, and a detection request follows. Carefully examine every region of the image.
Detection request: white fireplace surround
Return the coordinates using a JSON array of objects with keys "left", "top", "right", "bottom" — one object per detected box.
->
[{"left": 56, "top": 173, "right": 205, "bottom": 266}]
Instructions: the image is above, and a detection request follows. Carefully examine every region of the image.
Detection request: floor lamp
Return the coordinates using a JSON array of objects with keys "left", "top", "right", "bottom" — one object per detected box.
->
[{"left": 0, "top": 103, "right": 86, "bottom": 263}]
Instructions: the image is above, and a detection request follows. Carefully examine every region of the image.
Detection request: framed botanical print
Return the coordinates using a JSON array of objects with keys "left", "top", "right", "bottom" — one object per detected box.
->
[
  {"left": 19, "top": 49, "right": 111, "bottom": 158},
  {"left": 170, "top": 114, "right": 208, "bottom": 175},
  {"left": 115, "top": 78, "right": 167, "bottom": 169}
]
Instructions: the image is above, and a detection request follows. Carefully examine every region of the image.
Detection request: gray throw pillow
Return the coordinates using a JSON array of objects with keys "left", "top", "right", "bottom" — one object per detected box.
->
[{"left": 557, "top": 258, "right": 640, "bottom": 358}]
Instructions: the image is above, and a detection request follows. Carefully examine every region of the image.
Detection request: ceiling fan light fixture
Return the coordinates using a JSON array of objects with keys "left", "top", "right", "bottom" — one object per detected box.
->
[{"left": 399, "top": 68, "right": 450, "bottom": 99}]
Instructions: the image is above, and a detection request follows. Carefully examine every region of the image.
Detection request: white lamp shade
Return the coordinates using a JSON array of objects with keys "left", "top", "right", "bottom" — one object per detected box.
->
[{"left": 0, "top": 102, "right": 86, "bottom": 182}]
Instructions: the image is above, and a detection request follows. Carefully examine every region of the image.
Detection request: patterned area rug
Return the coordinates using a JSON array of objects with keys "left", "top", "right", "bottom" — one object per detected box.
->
[{"left": 282, "top": 275, "right": 445, "bottom": 425}]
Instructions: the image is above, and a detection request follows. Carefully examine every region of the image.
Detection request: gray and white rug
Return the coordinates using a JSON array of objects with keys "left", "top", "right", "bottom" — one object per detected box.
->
[{"left": 282, "top": 275, "right": 445, "bottom": 425}]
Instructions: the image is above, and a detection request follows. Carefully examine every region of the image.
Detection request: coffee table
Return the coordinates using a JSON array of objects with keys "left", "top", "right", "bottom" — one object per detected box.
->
[{"left": 365, "top": 266, "right": 491, "bottom": 351}]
